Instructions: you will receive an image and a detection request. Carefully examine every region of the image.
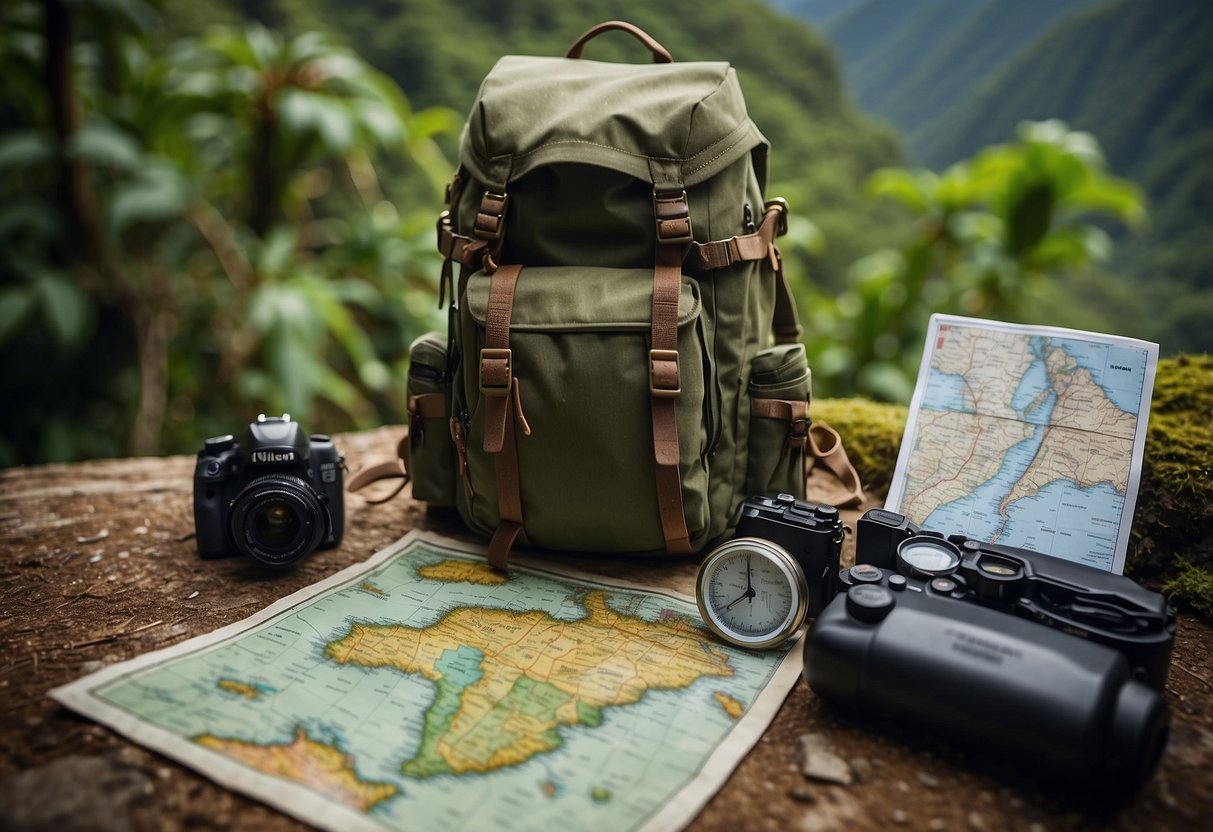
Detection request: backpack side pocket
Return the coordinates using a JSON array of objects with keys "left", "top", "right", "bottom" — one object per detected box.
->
[
  {"left": 745, "top": 343, "right": 811, "bottom": 500},
  {"left": 406, "top": 332, "right": 456, "bottom": 506}
]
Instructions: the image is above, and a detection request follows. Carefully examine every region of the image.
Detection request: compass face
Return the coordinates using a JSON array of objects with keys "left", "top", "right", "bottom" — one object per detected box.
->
[{"left": 696, "top": 539, "right": 809, "bottom": 649}]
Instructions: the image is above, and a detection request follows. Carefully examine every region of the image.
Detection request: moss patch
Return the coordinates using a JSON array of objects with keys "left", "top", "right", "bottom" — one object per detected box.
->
[
  {"left": 1131, "top": 355, "right": 1213, "bottom": 615},
  {"left": 812, "top": 354, "right": 1213, "bottom": 618}
]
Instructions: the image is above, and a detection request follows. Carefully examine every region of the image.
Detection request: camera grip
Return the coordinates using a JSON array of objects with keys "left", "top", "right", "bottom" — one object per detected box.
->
[{"left": 804, "top": 588, "right": 1169, "bottom": 793}]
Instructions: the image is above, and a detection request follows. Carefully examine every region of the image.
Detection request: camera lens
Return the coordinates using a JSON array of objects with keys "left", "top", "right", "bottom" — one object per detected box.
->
[
  {"left": 229, "top": 474, "right": 329, "bottom": 567},
  {"left": 896, "top": 537, "right": 962, "bottom": 580},
  {"left": 253, "top": 502, "right": 301, "bottom": 549}
]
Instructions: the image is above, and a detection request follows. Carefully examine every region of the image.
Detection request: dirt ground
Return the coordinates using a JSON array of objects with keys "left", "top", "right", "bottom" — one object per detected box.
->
[{"left": 1, "top": 425, "right": 1211, "bottom": 831}]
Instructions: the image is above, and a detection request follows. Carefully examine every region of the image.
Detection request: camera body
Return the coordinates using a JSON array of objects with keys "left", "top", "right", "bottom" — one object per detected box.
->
[
  {"left": 804, "top": 508, "right": 1178, "bottom": 794},
  {"left": 194, "top": 415, "right": 344, "bottom": 567},
  {"left": 846, "top": 508, "right": 1176, "bottom": 687},
  {"left": 734, "top": 493, "right": 843, "bottom": 615}
]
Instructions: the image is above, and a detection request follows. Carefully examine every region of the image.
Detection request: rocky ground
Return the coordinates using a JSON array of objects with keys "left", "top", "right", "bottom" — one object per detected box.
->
[{"left": 1, "top": 425, "right": 1210, "bottom": 831}]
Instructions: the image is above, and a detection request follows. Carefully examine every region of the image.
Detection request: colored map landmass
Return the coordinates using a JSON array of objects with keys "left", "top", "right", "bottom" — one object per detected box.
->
[
  {"left": 417, "top": 559, "right": 509, "bottom": 585},
  {"left": 995, "top": 347, "right": 1133, "bottom": 526},
  {"left": 194, "top": 726, "right": 399, "bottom": 811},
  {"left": 217, "top": 678, "right": 265, "bottom": 699},
  {"left": 325, "top": 590, "right": 734, "bottom": 778},
  {"left": 901, "top": 328, "right": 1134, "bottom": 530},
  {"left": 713, "top": 691, "right": 745, "bottom": 720}
]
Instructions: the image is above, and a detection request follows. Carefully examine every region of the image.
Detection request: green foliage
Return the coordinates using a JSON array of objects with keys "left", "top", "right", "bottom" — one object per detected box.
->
[
  {"left": 0, "top": 1, "right": 457, "bottom": 464},
  {"left": 802, "top": 120, "right": 1147, "bottom": 401}
]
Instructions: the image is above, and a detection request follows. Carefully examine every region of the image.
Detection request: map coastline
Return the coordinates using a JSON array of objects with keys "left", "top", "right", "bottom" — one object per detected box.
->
[
  {"left": 887, "top": 315, "right": 1157, "bottom": 574},
  {"left": 49, "top": 530, "right": 804, "bottom": 832}
]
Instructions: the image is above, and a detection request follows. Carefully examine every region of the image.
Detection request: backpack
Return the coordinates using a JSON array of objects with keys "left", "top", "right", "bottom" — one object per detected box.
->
[{"left": 353, "top": 21, "right": 863, "bottom": 569}]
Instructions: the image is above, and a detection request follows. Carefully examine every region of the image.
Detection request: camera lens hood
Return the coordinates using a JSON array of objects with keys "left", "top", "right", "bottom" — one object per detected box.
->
[{"left": 229, "top": 474, "right": 329, "bottom": 568}]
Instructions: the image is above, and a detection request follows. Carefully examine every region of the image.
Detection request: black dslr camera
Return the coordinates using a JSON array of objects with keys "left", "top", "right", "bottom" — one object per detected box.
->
[
  {"left": 735, "top": 493, "right": 843, "bottom": 614},
  {"left": 804, "top": 508, "right": 1177, "bottom": 794},
  {"left": 193, "top": 415, "right": 344, "bottom": 568}
]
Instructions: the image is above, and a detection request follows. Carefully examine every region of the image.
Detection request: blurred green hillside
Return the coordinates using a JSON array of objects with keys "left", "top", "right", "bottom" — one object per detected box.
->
[{"left": 783, "top": 0, "right": 1213, "bottom": 356}]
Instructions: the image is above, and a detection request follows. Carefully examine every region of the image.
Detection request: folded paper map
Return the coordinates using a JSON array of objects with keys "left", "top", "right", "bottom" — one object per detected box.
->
[
  {"left": 885, "top": 314, "right": 1157, "bottom": 574},
  {"left": 51, "top": 531, "right": 803, "bottom": 831}
]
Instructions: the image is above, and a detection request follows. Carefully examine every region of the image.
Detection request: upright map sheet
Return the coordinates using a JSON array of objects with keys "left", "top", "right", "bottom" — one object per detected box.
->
[
  {"left": 51, "top": 531, "right": 803, "bottom": 832},
  {"left": 885, "top": 315, "right": 1157, "bottom": 574}
]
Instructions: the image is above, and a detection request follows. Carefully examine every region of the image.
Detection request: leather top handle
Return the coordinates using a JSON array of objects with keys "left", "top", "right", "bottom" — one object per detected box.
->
[{"left": 565, "top": 20, "right": 674, "bottom": 63}]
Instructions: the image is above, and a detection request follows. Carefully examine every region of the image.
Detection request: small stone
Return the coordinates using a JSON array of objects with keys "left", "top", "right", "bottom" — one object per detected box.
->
[
  {"left": 89, "top": 554, "right": 103, "bottom": 564},
  {"left": 157, "top": 768, "right": 171, "bottom": 780},
  {"left": 968, "top": 810, "right": 985, "bottom": 830},
  {"left": 789, "top": 786, "right": 814, "bottom": 803},
  {"left": 891, "top": 809, "right": 909, "bottom": 825},
  {"left": 918, "top": 771, "right": 940, "bottom": 788},
  {"left": 928, "top": 819, "right": 947, "bottom": 831},
  {"left": 117, "top": 551, "right": 130, "bottom": 559},
  {"left": 897, "top": 779, "right": 910, "bottom": 794},
  {"left": 799, "top": 733, "right": 853, "bottom": 785},
  {"left": 134, "top": 526, "right": 149, "bottom": 535},
  {"left": 77, "top": 529, "right": 109, "bottom": 544},
  {"left": 186, "top": 590, "right": 199, "bottom": 600}
]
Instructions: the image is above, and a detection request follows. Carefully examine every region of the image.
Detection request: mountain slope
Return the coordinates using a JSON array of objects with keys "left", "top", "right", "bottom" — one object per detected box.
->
[
  {"left": 926, "top": 0, "right": 1213, "bottom": 350},
  {"left": 823, "top": 0, "right": 981, "bottom": 119}
]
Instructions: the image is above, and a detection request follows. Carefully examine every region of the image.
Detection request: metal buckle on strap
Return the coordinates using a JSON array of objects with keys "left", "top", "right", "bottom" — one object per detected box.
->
[
  {"left": 475, "top": 191, "right": 509, "bottom": 240},
  {"left": 654, "top": 189, "right": 693, "bottom": 244},
  {"left": 479, "top": 348, "right": 512, "bottom": 397},
  {"left": 765, "top": 197, "right": 789, "bottom": 237},
  {"left": 788, "top": 416, "right": 809, "bottom": 448},
  {"left": 649, "top": 349, "right": 681, "bottom": 398}
]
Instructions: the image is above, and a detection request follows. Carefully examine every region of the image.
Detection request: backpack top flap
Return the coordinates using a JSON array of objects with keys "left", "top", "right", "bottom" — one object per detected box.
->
[{"left": 460, "top": 54, "right": 768, "bottom": 191}]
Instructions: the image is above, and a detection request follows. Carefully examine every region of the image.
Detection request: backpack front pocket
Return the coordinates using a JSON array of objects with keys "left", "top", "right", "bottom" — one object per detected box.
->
[
  {"left": 405, "top": 332, "right": 456, "bottom": 506},
  {"left": 455, "top": 266, "right": 714, "bottom": 553},
  {"left": 745, "top": 343, "right": 812, "bottom": 500}
]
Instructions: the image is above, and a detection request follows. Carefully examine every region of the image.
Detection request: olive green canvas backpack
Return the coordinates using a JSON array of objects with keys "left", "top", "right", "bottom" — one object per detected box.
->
[{"left": 355, "top": 21, "right": 862, "bottom": 569}]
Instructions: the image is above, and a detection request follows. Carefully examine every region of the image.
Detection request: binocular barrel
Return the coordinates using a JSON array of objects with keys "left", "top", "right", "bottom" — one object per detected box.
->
[{"left": 804, "top": 585, "right": 1170, "bottom": 794}]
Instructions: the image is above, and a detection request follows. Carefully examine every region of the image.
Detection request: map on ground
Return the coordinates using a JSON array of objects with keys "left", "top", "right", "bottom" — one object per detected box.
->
[
  {"left": 51, "top": 531, "right": 803, "bottom": 832},
  {"left": 885, "top": 315, "right": 1157, "bottom": 574}
]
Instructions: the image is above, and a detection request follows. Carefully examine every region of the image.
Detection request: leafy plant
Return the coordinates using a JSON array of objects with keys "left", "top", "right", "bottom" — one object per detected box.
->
[
  {"left": 799, "top": 119, "right": 1147, "bottom": 402},
  {"left": 0, "top": 2, "right": 458, "bottom": 464}
]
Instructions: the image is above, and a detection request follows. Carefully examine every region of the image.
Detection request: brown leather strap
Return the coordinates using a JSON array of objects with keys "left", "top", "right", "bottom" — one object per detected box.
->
[
  {"left": 690, "top": 200, "right": 786, "bottom": 270},
  {"left": 750, "top": 398, "right": 810, "bottom": 450},
  {"left": 478, "top": 263, "right": 527, "bottom": 571},
  {"left": 347, "top": 433, "right": 410, "bottom": 503},
  {"left": 772, "top": 259, "right": 801, "bottom": 344},
  {"left": 488, "top": 387, "right": 527, "bottom": 570},
  {"left": 488, "top": 520, "right": 525, "bottom": 572},
  {"left": 807, "top": 421, "right": 866, "bottom": 507},
  {"left": 437, "top": 211, "right": 485, "bottom": 275},
  {"left": 650, "top": 190, "right": 692, "bottom": 555},
  {"left": 481, "top": 264, "right": 522, "bottom": 454},
  {"left": 689, "top": 200, "right": 801, "bottom": 343},
  {"left": 565, "top": 20, "right": 673, "bottom": 63}
]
